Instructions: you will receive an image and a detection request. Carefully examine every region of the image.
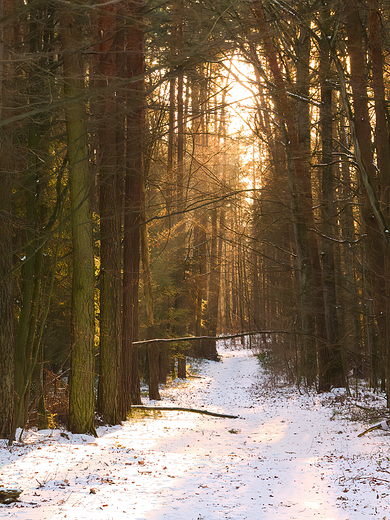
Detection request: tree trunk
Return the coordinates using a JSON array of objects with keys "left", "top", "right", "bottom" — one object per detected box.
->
[
  {"left": 97, "top": 0, "right": 120, "bottom": 425},
  {"left": 343, "top": 0, "right": 387, "bottom": 394},
  {"left": 118, "top": 2, "right": 144, "bottom": 418},
  {"left": 318, "top": 11, "right": 344, "bottom": 388},
  {"left": 61, "top": 6, "right": 95, "bottom": 435},
  {"left": 0, "top": 168, "right": 14, "bottom": 439},
  {"left": 338, "top": 117, "right": 362, "bottom": 379},
  {"left": 193, "top": 215, "right": 208, "bottom": 356},
  {"left": 202, "top": 205, "right": 221, "bottom": 359},
  {"left": 0, "top": 0, "right": 14, "bottom": 439},
  {"left": 140, "top": 191, "right": 160, "bottom": 400},
  {"left": 174, "top": 12, "right": 187, "bottom": 376},
  {"left": 368, "top": 0, "right": 390, "bottom": 403}
]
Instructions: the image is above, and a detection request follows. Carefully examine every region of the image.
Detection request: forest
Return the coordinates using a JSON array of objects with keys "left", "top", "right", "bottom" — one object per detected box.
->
[{"left": 0, "top": 0, "right": 389, "bottom": 441}]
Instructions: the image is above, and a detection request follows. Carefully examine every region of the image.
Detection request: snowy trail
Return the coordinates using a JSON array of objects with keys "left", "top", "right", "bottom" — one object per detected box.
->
[{"left": 1, "top": 345, "right": 390, "bottom": 519}]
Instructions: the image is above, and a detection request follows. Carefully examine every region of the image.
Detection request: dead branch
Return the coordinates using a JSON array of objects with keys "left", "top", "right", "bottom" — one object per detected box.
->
[
  {"left": 358, "top": 419, "right": 390, "bottom": 437},
  {"left": 131, "top": 405, "right": 239, "bottom": 419},
  {"left": 132, "top": 330, "right": 287, "bottom": 346}
]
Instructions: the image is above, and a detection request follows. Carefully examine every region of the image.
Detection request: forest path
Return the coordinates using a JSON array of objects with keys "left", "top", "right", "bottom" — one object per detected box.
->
[
  {"left": 0, "top": 344, "right": 390, "bottom": 519},
  {"left": 145, "top": 346, "right": 360, "bottom": 520}
]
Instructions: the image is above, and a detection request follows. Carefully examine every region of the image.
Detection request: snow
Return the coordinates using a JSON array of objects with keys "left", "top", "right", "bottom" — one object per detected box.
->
[{"left": 1, "top": 342, "right": 390, "bottom": 519}]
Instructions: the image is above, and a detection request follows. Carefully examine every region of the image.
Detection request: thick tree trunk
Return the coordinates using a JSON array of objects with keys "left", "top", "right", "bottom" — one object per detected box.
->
[
  {"left": 368, "top": 0, "right": 390, "bottom": 190},
  {"left": 0, "top": 169, "right": 14, "bottom": 439},
  {"left": 338, "top": 118, "right": 362, "bottom": 380},
  {"left": 343, "top": 0, "right": 387, "bottom": 394},
  {"left": 318, "top": 13, "right": 344, "bottom": 388},
  {"left": 61, "top": 7, "right": 95, "bottom": 435},
  {"left": 368, "top": 0, "right": 390, "bottom": 403},
  {"left": 14, "top": 166, "right": 41, "bottom": 429},
  {"left": 291, "top": 25, "right": 319, "bottom": 386},
  {"left": 118, "top": 2, "right": 144, "bottom": 418},
  {"left": 97, "top": 1, "right": 120, "bottom": 425},
  {"left": 0, "top": 0, "right": 14, "bottom": 440}
]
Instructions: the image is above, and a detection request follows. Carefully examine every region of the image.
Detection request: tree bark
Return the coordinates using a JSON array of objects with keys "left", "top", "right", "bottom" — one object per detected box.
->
[
  {"left": 61, "top": 6, "right": 95, "bottom": 435},
  {"left": 174, "top": 9, "right": 187, "bottom": 377},
  {"left": 368, "top": 0, "right": 390, "bottom": 403},
  {"left": 0, "top": 168, "right": 14, "bottom": 439},
  {"left": 118, "top": 1, "right": 145, "bottom": 418},
  {"left": 0, "top": 0, "right": 14, "bottom": 437},
  {"left": 318, "top": 8, "right": 344, "bottom": 388},
  {"left": 202, "top": 204, "right": 221, "bottom": 359},
  {"left": 140, "top": 192, "right": 160, "bottom": 400},
  {"left": 97, "top": 0, "right": 120, "bottom": 425},
  {"left": 343, "top": 0, "right": 388, "bottom": 394}
]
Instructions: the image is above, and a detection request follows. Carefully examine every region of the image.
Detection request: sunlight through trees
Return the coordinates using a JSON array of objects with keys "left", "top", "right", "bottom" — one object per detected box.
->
[{"left": 1, "top": 0, "right": 390, "bottom": 438}]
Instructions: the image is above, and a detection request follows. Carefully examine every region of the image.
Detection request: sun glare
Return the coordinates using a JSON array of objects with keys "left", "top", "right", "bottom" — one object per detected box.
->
[
  {"left": 223, "top": 56, "right": 262, "bottom": 192},
  {"left": 225, "top": 56, "right": 258, "bottom": 136}
]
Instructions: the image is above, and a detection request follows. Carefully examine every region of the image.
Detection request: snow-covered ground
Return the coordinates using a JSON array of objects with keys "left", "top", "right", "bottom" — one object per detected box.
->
[{"left": 1, "top": 343, "right": 390, "bottom": 519}]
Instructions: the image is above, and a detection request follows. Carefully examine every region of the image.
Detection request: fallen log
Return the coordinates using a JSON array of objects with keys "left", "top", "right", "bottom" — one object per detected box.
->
[
  {"left": 131, "top": 405, "right": 239, "bottom": 419},
  {"left": 0, "top": 488, "right": 22, "bottom": 504},
  {"left": 358, "top": 419, "right": 390, "bottom": 437}
]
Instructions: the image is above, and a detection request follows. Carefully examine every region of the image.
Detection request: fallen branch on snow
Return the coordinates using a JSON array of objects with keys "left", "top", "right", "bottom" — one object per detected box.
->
[
  {"left": 131, "top": 405, "right": 239, "bottom": 419},
  {"left": 0, "top": 488, "right": 22, "bottom": 504},
  {"left": 354, "top": 403, "right": 378, "bottom": 412},
  {"left": 358, "top": 419, "right": 390, "bottom": 437}
]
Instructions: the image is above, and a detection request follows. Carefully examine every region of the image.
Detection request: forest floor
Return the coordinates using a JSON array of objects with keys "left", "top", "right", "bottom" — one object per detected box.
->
[{"left": 1, "top": 342, "right": 390, "bottom": 519}]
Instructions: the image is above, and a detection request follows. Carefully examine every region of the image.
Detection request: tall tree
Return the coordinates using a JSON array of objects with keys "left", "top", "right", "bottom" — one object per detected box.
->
[
  {"left": 61, "top": 3, "right": 96, "bottom": 435},
  {"left": 97, "top": 0, "right": 120, "bottom": 425},
  {"left": 368, "top": 0, "right": 390, "bottom": 401},
  {"left": 342, "top": 0, "right": 388, "bottom": 394},
  {"left": 118, "top": 0, "right": 145, "bottom": 419},
  {"left": 318, "top": 4, "right": 344, "bottom": 388},
  {"left": 0, "top": 0, "right": 15, "bottom": 439},
  {"left": 13, "top": 0, "right": 52, "bottom": 431}
]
